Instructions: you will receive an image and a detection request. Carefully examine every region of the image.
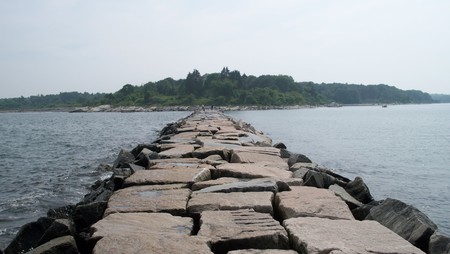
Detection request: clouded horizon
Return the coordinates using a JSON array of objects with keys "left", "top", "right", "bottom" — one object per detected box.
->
[{"left": 1, "top": 0, "right": 450, "bottom": 99}]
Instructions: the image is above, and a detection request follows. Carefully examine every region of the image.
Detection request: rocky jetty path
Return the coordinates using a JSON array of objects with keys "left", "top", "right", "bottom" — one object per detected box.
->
[{"left": 4, "top": 110, "right": 449, "bottom": 254}]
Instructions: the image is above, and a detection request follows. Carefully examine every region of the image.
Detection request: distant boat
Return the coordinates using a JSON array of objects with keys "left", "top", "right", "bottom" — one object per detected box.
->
[{"left": 382, "top": 104, "right": 387, "bottom": 108}]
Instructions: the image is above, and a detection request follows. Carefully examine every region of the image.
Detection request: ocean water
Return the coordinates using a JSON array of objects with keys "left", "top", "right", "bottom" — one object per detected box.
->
[
  {"left": 0, "top": 111, "right": 190, "bottom": 249},
  {"left": 228, "top": 103, "right": 450, "bottom": 235}
]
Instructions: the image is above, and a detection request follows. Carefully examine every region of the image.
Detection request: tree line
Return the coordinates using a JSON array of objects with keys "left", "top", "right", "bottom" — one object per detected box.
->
[{"left": 0, "top": 67, "right": 436, "bottom": 110}]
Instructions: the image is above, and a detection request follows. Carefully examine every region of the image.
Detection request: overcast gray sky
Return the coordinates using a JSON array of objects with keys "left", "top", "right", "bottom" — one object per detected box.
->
[{"left": 1, "top": 0, "right": 449, "bottom": 98}]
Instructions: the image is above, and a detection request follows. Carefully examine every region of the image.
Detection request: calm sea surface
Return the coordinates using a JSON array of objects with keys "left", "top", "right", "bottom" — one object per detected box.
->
[
  {"left": 228, "top": 103, "right": 450, "bottom": 236},
  {"left": 0, "top": 111, "right": 190, "bottom": 249},
  {"left": 1, "top": 105, "right": 449, "bottom": 249}
]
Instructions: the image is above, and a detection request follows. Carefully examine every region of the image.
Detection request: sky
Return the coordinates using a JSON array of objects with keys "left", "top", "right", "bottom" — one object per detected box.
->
[{"left": 1, "top": 0, "right": 450, "bottom": 99}]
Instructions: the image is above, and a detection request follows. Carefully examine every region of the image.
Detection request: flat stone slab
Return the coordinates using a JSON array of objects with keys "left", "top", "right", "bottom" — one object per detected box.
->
[
  {"left": 124, "top": 167, "right": 211, "bottom": 186},
  {"left": 92, "top": 213, "right": 211, "bottom": 254},
  {"left": 198, "top": 209, "right": 289, "bottom": 253},
  {"left": 104, "top": 186, "right": 191, "bottom": 216},
  {"left": 283, "top": 217, "right": 424, "bottom": 254},
  {"left": 192, "top": 146, "right": 230, "bottom": 159},
  {"left": 159, "top": 144, "right": 195, "bottom": 158},
  {"left": 191, "top": 177, "right": 241, "bottom": 191},
  {"left": 187, "top": 192, "right": 274, "bottom": 214},
  {"left": 93, "top": 235, "right": 212, "bottom": 254},
  {"left": 230, "top": 147, "right": 286, "bottom": 165},
  {"left": 195, "top": 178, "right": 279, "bottom": 194},
  {"left": 213, "top": 162, "right": 291, "bottom": 179},
  {"left": 275, "top": 186, "right": 354, "bottom": 220},
  {"left": 92, "top": 212, "right": 193, "bottom": 237},
  {"left": 149, "top": 158, "right": 201, "bottom": 168},
  {"left": 228, "top": 250, "right": 298, "bottom": 254}
]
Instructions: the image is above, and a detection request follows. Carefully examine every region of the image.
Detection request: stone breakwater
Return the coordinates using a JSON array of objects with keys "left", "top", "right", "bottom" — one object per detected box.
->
[{"left": 3, "top": 111, "right": 449, "bottom": 254}]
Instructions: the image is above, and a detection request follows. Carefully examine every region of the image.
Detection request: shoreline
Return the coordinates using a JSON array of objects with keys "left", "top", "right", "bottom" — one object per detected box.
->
[{"left": 0, "top": 102, "right": 445, "bottom": 114}]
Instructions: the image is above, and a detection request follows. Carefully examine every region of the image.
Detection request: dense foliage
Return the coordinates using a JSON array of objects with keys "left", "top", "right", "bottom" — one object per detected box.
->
[
  {"left": 0, "top": 68, "right": 436, "bottom": 110},
  {"left": 430, "top": 94, "right": 450, "bottom": 103}
]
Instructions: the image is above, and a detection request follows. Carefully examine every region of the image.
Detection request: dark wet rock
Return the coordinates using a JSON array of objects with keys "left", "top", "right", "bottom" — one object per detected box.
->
[
  {"left": 95, "top": 163, "right": 112, "bottom": 172},
  {"left": 4, "top": 217, "right": 54, "bottom": 254},
  {"left": 112, "top": 149, "right": 135, "bottom": 169},
  {"left": 351, "top": 200, "right": 382, "bottom": 220},
  {"left": 366, "top": 198, "right": 437, "bottom": 252},
  {"left": 303, "top": 170, "right": 336, "bottom": 188},
  {"left": 130, "top": 143, "right": 159, "bottom": 157},
  {"left": 47, "top": 205, "right": 75, "bottom": 220},
  {"left": 345, "top": 176, "right": 374, "bottom": 204},
  {"left": 72, "top": 201, "right": 108, "bottom": 232},
  {"left": 279, "top": 149, "right": 291, "bottom": 159},
  {"left": 160, "top": 121, "right": 181, "bottom": 136},
  {"left": 37, "top": 219, "right": 74, "bottom": 246},
  {"left": 273, "top": 142, "right": 287, "bottom": 149},
  {"left": 287, "top": 153, "right": 312, "bottom": 167},
  {"left": 81, "top": 179, "right": 114, "bottom": 205},
  {"left": 291, "top": 167, "right": 310, "bottom": 179},
  {"left": 317, "top": 168, "right": 350, "bottom": 184},
  {"left": 134, "top": 148, "right": 160, "bottom": 168},
  {"left": 26, "top": 236, "right": 79, "bottom": 254},
  {"left": 429, "top": 231, "right": 450, "bottom": 254}
]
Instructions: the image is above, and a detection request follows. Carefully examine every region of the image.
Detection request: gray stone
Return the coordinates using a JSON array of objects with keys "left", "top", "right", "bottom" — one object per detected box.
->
[
  {"left": 303, "top": 170, "right": 336, "bottom": 188},
  {"left": 291, "top": 167, "right": 309, "bottom": 179},
  {"left": 198, "top": 210, "right": 289, "bottom": 254},
  {"left": 351, "top": 200, "right": 382, "bottom": 220},
  {"left": 345, "top": 176, "right": 374, "bottom": 204},
  {"left": 228, "top": 250, "right": 298, "bottom": 254},
  {"left": 158, "top": 144, "right": 195, "bottom": 158},
  {"left": 213, "top": 162, "right": 291, "bottom": 179},
  {"left": 187, "top": 192, "right": 274, "bottom": 214},
  {"left": 73, "top": 201, "right": 108, "bottom": 231},
  {"left": 124, "top": 167, "right": 211, "bottom": 186},
  {"left": 284, "top": 217, "right": 424, "bottom": 254},
  {"left": 230, "top": 147, "right": 285, "bottom": 165},
  {"left": 112, "top": 149, "right": 135, "bottom": 169},
  {"left": 273, "top": 142, "right": 287, "bottom": 149},
  {"left": 366, "top": 198, "right": 438, "bottom": 252},
  {"left": 329, "top": 184, "right": 363, "bottom": 209},
  {"left": 130, "top": 143, "right": 159, "bottom": 157},
  {"left": 191, "top": 177, "right": 241, "bottom": 191},
  {"left": 104, "top": 186, "right": 191, "bottom": 216},
  {"left": 26, "top": 236, "right": 78, "bottom": 254},
  {"left": 429, "top": 231, "right": 450, "bottom": 254},
  {"left": 289, "top": 162, "right": 317, "bottom": 171},
  {"left": 194, "top": 178, "right": 279, "bottom": 194},
  {"left": 192, "top": 146, "right": 229, "bottom": 159},
  {"left": 287, "top": 153, "right": 312, "bottom": 167},
  {"left": 275, "top": 186, "right": 354, "bottom": 220},
  {"left": 148, "top": 158, "right": 201, "bottom": 168}
]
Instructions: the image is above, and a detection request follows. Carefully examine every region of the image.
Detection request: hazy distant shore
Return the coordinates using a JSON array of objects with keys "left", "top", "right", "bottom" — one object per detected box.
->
[{"left": 1, "top": 103, "right": 442, "bottom": 114}]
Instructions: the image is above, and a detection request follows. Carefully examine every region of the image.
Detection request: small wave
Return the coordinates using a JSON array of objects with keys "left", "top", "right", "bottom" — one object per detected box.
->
[{"left": 0, "top": 215, "right": 24, "bottom": 222}]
